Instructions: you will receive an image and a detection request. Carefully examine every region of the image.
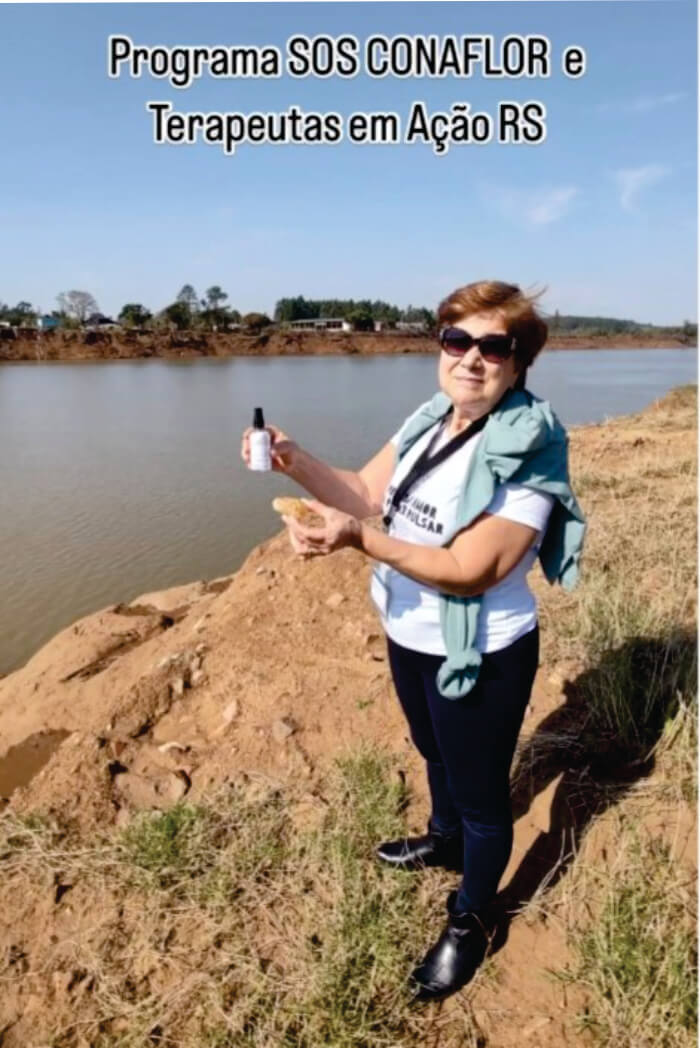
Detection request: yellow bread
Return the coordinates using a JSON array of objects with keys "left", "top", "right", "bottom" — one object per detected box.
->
[{"left": 271, "top": 496, "right": 323, "bottom": 525}]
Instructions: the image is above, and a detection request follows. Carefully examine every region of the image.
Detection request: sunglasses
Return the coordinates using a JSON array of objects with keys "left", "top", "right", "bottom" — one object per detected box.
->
[{"left": 439, "top": 327, "right": 516, "bottom": 363}]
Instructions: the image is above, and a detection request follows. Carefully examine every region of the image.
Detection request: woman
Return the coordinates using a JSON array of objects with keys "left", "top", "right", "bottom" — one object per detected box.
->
[{"left": 241, "top": 281, "right": 586, "bottom": 1001}]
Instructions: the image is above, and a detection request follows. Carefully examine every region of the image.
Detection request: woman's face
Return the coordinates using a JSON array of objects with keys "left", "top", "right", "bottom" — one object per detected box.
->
[{"left": 438, "top": 310, "right": 521, "bottom": 417}]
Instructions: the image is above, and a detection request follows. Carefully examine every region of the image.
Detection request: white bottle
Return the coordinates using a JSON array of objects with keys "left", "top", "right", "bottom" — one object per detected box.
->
[{"left": 249, "top": 406, "right": 272, "bottom": 471}]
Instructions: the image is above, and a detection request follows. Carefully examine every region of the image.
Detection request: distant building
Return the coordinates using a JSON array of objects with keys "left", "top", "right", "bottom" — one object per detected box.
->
[
  {"left": 85, "top": 313, "right": 121, "bottom": 330},
  {"left": 396, "top": 321, "right": 429, "bottom": 333},
  {"left": 38, "top": 315, "right": 59, "bottom": 331},
  {"left": 288, "top": 317, "right": 352, "bottom": 333}
]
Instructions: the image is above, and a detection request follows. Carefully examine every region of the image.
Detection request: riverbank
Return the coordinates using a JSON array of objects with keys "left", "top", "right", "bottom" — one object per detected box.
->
[
  {"left": 0, "top": 327, "right": 694, "bottom": 361},
  {"left": 0, "top": 386, "right": 696, "bottom": 1046}
]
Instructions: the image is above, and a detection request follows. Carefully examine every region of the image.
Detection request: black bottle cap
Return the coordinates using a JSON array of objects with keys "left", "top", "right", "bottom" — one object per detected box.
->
[{"left": 253, "top": 407, "right": 265, "bottom": 428}]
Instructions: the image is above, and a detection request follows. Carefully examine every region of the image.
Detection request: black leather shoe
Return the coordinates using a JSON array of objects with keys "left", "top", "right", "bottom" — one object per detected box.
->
[
  {"left": 375, "top": 824, "right": 463, "bottom": 872},
  {"left": 409, "top": 890, "right": 490, "bottom": 1001}
]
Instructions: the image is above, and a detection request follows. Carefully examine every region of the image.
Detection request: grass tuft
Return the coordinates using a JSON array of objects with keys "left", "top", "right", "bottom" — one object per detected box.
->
[
  {"left": 118, "top": 803, "right": 202, "bottom": 876},
  {"left": 556, "top": 830, "right": 697, "bottom": 1048}
]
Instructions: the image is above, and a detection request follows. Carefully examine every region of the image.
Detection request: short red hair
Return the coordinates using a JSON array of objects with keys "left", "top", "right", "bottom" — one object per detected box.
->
[{"left": 437, "top": 281, "right": 548, "bottom": 389}]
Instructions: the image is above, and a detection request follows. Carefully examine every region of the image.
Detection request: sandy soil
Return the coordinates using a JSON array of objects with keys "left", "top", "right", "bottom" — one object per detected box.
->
[
  {"left": 0, "top": 386, "right": 695, "bottom": 1046},
  {"left": 0, "top": 327, "right": 693, "bottom": 362}
]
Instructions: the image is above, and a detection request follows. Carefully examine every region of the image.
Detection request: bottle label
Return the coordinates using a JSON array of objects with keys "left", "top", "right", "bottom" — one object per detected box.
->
[{"left": 250, "top": 432, "right": 271, "bottom": 471}]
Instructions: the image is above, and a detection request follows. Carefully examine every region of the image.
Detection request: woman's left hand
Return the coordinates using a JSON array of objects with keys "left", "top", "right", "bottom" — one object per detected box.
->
[{"left": 281, "top": 499, "right": 361, "bottom": 558}]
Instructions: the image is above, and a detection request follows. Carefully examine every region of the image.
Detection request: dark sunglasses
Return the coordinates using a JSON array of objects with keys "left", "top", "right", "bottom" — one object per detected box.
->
[{"left": 439, "top": 327, "right": 516, "bottom": 363}]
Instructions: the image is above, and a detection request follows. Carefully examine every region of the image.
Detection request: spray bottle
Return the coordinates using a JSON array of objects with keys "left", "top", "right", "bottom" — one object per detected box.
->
[{"left": 249, "top": 406, "right": 272, "bottom": 471}]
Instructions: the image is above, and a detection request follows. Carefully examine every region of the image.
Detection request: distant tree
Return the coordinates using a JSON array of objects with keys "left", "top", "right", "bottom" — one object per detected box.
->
[
  {"left": 242, "top": 312, "right": 272, "bottom": 333},
  {"left": 372, "top": 300, "right": 401, "bottom": 326},
  {"left": 57, "top": 290, "right": 99, "bottom": 325},
  {"left": 348, "top": 308, "right": 375, "bottom": 332},
  {"left": 204, "top": 286, "right": 228, "bottom": 309},
  {"left": 201, "top": 309, "right": 233, "bottom": 331},
  {"left": 118, "top": 303, "right": 152, "bottom": 328},
  {"left": 682, "top": 319, "right": 697, "bottom": 339},
  {"left": 196, "top": 287, "right": 231, "bottom": 330},
  {"left": 165, "top": 284, "right": 202, "bottom": 328},
  {"left": 276, "top": 296, "right": 410, "bottom": 324},
  {"left": 161, "top": 301, "right": 192, "bottom": 330},
  {"left": 5, "top": 301, "right": 38, "bottom": 326},
  {"left": 176, "top": 284, "right": 199, "bottom": 313},
  {"left": 402, "top": 305, "right": 430, "bottom": 322},
  {"left": 401, "top": 306, "right": 435, "bottom": 331},
  {"left": 274, "top": 296, "right": 319, "bottom": 322},
  {"left": 551, "top": 314, "right": 643, "bottom": 336},
  {"left": 424, "top": 308, "right": 437, "bottom": 332}
]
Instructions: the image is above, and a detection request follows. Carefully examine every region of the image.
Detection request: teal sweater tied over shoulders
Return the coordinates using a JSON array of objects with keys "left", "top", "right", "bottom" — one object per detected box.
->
[{"left": 394, "top": 387, "right": 587, "bottom": 700}]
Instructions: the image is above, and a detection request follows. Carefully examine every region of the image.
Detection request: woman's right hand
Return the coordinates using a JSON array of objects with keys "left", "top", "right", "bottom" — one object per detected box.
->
[{"left": 241, "top": 424, "right": 300, "bottom": 475}]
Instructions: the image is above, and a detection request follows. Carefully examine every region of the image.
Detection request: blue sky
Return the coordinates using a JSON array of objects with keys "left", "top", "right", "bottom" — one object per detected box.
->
[{"left": 0, "top": 1, "right": 696, "bottom": 325}]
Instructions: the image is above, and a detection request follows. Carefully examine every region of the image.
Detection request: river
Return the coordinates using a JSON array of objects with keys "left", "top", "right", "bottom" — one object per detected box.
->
[{"left": 1, "top": 348, "right": 696, "bottom": 675}]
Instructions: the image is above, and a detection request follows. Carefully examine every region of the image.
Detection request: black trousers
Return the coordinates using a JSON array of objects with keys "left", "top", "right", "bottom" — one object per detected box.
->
[{"left": 386, "top": 625, "right": 539, "bottom": 913}]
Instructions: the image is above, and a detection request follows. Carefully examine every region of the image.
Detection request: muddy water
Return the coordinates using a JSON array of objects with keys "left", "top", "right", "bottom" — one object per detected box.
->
[{"left": 1, "top": 348, "right": 696, "bottom": 676}]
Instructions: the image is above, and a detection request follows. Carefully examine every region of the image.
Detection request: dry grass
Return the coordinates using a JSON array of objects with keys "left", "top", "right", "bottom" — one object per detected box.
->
[
  {"left": 539, "top": 806, "right": 697, "bottom": 1048},
  {"left": 0, "top": 749, "right": 487, "bottom": 1047},
  {"left": 517, "top": 384, "right": 698, "bottom": 1044}
]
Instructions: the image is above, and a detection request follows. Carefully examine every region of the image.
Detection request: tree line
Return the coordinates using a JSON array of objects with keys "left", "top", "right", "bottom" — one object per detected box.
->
[
  {"left": 273, "top": 297, "right": 434, "bottom": 331},
  {"left": 0, "top": 287, "right": 435, "bottom": 333},
  {"left": 0, "top": 288, "right": 696, "bottom": 340},
  {"left": 0, "top": 286, "right": 246, "bottom": 332},
  {"left": 548, "top": 310, "right": 697, "bottom": 339}
]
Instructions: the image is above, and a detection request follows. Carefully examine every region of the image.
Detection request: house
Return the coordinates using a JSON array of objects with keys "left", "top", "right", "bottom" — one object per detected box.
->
[
  {"left": 395, "top": 320, "right": 429, "bottom": 333},
  {"left": 38, "top": 315, "right": 59, "bottom": 331},
  {"left": 287, "top": 317, "right": 352, "bottom": 333},
  {"left": 85, "top": 313, "right": 121, "bottom": 330}
]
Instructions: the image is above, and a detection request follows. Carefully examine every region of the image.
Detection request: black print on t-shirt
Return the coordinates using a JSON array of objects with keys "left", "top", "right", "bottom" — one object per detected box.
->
[{"left": 386, "top": 484, "right": 444, "bottom": 535}]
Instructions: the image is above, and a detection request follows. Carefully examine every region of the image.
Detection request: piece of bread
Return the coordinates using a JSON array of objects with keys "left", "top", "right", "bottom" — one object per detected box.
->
[{"left": 272, "top": 496, "right": 323, "bottom": 525}]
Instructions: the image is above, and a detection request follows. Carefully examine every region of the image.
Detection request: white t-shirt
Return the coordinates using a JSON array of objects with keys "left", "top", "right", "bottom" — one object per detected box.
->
[{"left": 370, "top": 409, "right": 555, "bottom": 655}]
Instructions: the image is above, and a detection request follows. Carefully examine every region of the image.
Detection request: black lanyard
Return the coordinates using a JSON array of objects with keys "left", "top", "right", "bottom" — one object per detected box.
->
[{"left": 383, "top": 392, "right": 508, "bottom": 531}]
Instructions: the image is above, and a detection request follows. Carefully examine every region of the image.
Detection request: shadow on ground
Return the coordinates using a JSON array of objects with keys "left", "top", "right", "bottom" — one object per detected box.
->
[{"left": 491, "top": 629, "right": 696, "bottom": 952}]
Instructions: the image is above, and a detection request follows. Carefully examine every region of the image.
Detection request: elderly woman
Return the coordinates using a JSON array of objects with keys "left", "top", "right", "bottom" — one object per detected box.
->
[{"left": 241, "top": 281, "right": 586, "bottom": 1000}]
